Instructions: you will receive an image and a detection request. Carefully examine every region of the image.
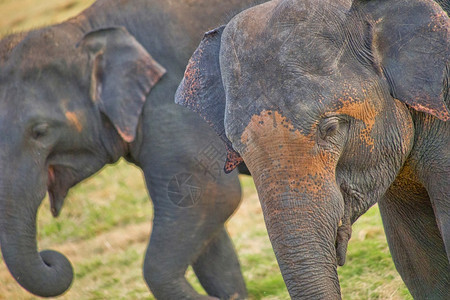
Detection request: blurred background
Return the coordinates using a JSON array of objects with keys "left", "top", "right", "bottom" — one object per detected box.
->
[{"left": 0, "top": 0, "right": 411, "bottom": 299}]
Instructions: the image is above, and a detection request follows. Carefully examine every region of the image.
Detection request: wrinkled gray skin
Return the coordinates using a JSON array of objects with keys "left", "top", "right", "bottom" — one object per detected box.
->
[
  {"left": 176, "top": 0, "right": 449, "bottom": 298},
  {"left": 0, "top": 0, "right": 268, "bottom": 298}
]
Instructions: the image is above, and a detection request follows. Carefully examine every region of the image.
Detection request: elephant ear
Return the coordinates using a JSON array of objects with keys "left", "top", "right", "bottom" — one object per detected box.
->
[
  {"left": 78, "top": 27, "right": 166, "bottom": 142},
  {"left": 175, "top": 26, "right": 243, "bottom": 173},
  {"left": 359, "top": 0, "right": 450, "bottom": 121}
]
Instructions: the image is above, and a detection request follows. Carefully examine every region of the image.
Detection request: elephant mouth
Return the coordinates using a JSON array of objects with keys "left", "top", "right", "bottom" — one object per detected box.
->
[
  {"left": 47, "top": 165, "right": 68, "bottom": 218},
  {"left": 335, "top": 220, "right": 352, "bottom": 266},
  {"left": 335, "top": 182, "right": 368, "bottom": 266}
]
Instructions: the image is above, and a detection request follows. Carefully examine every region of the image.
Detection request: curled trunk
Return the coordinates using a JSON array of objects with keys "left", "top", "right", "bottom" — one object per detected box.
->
[{"left": 0, "top": 182, "right": 73, "bottom": 297}]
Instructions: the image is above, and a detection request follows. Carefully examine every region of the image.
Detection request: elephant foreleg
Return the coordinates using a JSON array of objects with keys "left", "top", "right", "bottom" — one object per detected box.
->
[
  {"left": 379, "top": 176, "right": 450, "bottom": 299},
  {"left": 143, "top": 212, "right": 218, "bottom": 300},
  {"left": 141, "top": 156, "right": 243, "bottom": 299},
  {"left": 423, "top": 172, "right": 450, "bottom": 263},
  {"left": 193, "top": 227, "right": 247, "bottom": 299}
]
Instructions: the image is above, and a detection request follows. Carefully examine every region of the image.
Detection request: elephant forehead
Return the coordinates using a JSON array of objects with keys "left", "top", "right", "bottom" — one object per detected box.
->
[
  {"left": 3, "top": 27, "right": 84, "bottom": 78},
  {"left": 0, "top": 82, "right": 27, "bottom": 109},
  {"left": 226, "top": 0, "right": 279, "bottom": 46},
  {"left": 0, "top": 87, "right": 28, "bottom": 137},
  {"left": 0, "top": 81, "right": 72, "bottom": 125},
  {"left": 226, "top": 0, "right": 348, "bottom": 65},
  {"left": 222, "top": 0, "right": 365, "bottom": 103}
]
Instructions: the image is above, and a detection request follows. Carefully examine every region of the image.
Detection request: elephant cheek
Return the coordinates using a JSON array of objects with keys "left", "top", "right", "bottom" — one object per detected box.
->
[{"left": 65, "top": 111, "right": 83, "bottom": 133}]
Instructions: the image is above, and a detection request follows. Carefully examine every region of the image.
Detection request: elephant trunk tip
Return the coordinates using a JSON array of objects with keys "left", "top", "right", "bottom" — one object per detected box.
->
[{"left": 13, "top": 250, "right": 73, "bottom": 297}]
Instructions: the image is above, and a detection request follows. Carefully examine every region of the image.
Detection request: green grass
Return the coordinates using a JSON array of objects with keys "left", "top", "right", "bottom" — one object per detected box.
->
[{"left": 0, "top": 1, "right": 412, "bottom": 299}]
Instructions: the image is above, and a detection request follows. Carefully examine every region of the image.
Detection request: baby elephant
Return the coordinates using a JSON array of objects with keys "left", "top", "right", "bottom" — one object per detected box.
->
[{"left": 0, "top": 0, "right": 266, "bottom": 298}]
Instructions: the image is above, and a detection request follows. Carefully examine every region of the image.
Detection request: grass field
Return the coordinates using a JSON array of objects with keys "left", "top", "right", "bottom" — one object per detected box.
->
[{"left": 0, "top": 1, "right": 412, "bottom": 299}]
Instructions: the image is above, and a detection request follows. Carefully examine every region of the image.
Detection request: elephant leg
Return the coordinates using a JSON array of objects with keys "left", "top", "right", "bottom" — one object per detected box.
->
[
  {"left": 136, "top": 98, "right": 245, "bottom": 298},
  {"left": 193, "top": 227, "right": 247, "bottom": 299},
  {"left": 141, "top": 159, "right": 243, "bottom": 299},
  {"left": 379, "top": 179, "right": 450, "bottom": 299},
  {"left": 423, "top": 173, "right": 450, "bottom": 262},
  {"left": 143, "top": 212, "right": 217, "bottom": 300}
]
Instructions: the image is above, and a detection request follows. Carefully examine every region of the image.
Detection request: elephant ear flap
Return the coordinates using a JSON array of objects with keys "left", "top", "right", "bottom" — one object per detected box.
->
[
  {"left": 365, "top": 0, "right": 450, "bottom": 121},
  {"left": 175, "top": 26, "right": 243, "bottom": 173},
  {"left": 78, "top": 27, "right": 166, "bottom": 142}
]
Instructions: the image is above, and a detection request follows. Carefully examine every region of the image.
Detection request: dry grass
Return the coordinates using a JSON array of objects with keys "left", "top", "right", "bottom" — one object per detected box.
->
[
  {"left": 0, "top": 0, "right": 95, "bottom": 37},
  {"left": 0, "top": 1, "right": 411, "bottom": 299}
]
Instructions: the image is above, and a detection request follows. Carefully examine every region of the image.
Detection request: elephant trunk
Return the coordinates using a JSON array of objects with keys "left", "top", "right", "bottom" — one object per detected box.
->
[
  {"left": 254, "top": 170, "right": 343, "bottom": 299},
  {"left": 240, "top": 110, "right": 344, "bottom": 298},
  {"left": 0, "top": 175, "right": 73, "bottom": 297}
]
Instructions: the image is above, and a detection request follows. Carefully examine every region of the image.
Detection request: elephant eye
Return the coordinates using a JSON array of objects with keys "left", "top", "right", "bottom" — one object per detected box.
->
[
  {"left": 319, "top": 117, "right": 341, "bottom": 140},
  {"left": 31, "top": 123, "right": 49, "bottom": 140}
]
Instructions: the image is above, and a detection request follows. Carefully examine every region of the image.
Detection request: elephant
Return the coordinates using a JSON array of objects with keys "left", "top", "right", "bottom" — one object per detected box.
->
[
  {"left": 0, "top": 0, "right": 270, "bottom": 298},
  {"left": 176, "top": 0, "right": 450, "bottom": 298}
]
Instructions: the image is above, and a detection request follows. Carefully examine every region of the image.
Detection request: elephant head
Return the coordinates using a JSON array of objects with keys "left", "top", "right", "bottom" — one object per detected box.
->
[
  {"left": 176, "top": 0, "right": 449, "bottom": 298},
  {"left": 0, "top": 25, "right": 164, "bottom": 297}
]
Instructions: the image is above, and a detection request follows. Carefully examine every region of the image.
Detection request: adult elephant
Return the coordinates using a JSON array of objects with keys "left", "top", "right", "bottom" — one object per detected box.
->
[
  {"left": 176, "top": 0, "right": 449, "bottom": 298},
  {"left": 0, "top": 0, "right": 267, "bottom": 298}
]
